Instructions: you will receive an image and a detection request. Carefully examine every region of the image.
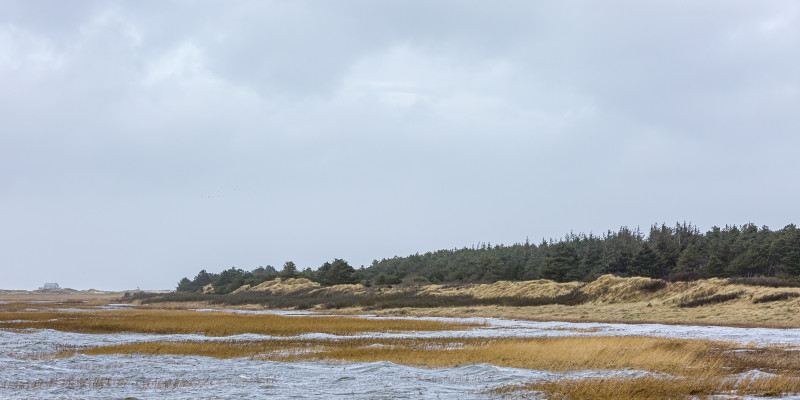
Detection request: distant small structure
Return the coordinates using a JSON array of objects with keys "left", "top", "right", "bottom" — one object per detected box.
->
[{"left": 41, "top": 283, "right": 60, "bottom": 290}]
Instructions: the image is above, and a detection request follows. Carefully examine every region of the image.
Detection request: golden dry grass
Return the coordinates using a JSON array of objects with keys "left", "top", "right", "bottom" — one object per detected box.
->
[
  {"left": 242, "top": 278, "right": 373, "bottom": 297},
  {"left": 56, "top": 335, "right": 800, "bottom": 378},
  {"left": 356, "top": 300, "right": 800, "bottom": 329},
  {"left": 0, "top": 309, "right": 478, "bottom": 336},
  {"left": 489, "top": 374, "right": 800, "bottom": 400},
  {"left": 248, "top": 278, "right": 320, "bottom": 294},
  {"left": 417, "top": 280, "right": 583, "bottom": 299},
  {"left": 309, "top": 336, "right": 726, "bottom": 375}
]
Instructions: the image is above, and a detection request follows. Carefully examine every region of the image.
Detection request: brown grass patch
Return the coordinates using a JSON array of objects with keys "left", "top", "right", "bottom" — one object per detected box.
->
[
  {"left": 0, "top": 309, "right": 477, "bottom": 336},
  {"left": 458, "top": 280, "right": 583, "bottom": 299},
  {"left": 248, "top": 277, "right": 320, "bottom": 294},
  {"left": 53, "top": 336, "right": 800, "bottom": 378},
  {"left": 488, "top": 374, "right": 800, "bottom": 399}
]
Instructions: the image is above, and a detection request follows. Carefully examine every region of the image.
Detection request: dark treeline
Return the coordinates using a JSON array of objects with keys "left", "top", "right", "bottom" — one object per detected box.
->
[
  {"left": 369, "top": 223, "right": 800, "bottom": 283},
  {"left": 176, "top": 259, "right": 364, "bottom": 294},
  {"left": 176, "top": 222, "right": 800, "bottom": 293}
]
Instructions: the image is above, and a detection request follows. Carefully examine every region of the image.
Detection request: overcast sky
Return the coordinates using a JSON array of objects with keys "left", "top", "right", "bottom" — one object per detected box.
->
[{"left": 2, "top": 1, "right": 798, "bottom": 290}]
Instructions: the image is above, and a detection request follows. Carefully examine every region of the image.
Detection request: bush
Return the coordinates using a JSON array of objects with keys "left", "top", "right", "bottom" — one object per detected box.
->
[
  {"left": 753, "top": 292, "right": 800, "bottom": 304},
  {"left": 638, "top": 279, "right": 668, "bottom": 292},
  {"left": 375, "top": 273, "right": 401, "bottom": 285},
  {"left": 121, "top": 286, "right": 594, "bottom": 310},
  {"left": 666, "top": 271, "right": 701, "bottom": 282},
  {"left": 677, "top": 291, "right": 743, "bottom": 308}
]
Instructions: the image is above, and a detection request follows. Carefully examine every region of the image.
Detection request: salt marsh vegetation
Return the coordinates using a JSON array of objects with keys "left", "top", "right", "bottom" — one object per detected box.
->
[
  {"left": 489, "top": 374, "right": 800, "bottom": 399},
  {"left": 61, "top": 335, "right": 798, "bottom": 377},
  {"left": 1, "top": 309, "right": 478, "bottom": 336},
  {"left": 4, "top": 300, "right": 800, "bottom": 398}
]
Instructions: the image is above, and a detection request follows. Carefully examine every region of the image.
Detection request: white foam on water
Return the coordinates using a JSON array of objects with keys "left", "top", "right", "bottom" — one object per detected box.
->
[{"left": 0, "top": 352, "right": 655, "bottom": 400}]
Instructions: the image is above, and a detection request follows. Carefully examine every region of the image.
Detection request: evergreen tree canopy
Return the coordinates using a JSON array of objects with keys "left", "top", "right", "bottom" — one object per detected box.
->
[{"left": 176, "top": 222, "right": 800, "bottom": 292}]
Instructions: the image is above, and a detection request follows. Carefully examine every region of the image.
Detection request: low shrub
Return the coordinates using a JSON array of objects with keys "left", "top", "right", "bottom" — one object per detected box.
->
[
  {"left": 666, "top": 271, "right": 701, "bottom": 282},
  {"left": 638, "top": 279, "right": 668, "bottom": 292},
  {"left": 677, "top": 291, "right": 743, "bottom": 308},
  {"left": 123, "top": 286, "right": 593, "bottom": 310},
  {"left": 753, "top": 292, "right": 800, "bottom": 304}
]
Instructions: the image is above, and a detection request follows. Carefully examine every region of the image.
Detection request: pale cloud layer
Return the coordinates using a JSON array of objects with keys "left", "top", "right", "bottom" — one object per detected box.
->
[{"left": 1, "top": 1, "right": 798, "bottom": 290}]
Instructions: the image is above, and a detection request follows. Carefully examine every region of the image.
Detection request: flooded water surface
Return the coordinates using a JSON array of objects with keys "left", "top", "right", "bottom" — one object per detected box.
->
[{"left": 4, "top": 308, "right": 800, "bottom": 398}]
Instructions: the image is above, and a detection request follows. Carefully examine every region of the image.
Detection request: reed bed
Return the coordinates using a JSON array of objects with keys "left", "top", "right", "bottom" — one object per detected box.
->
[
  {"left": 0, "top": 309, "right": 477, "bottom": 336},
  {"left": 55, "top": 336, "right": 800, "bottom": 378},
  {"left": 307, "top": 336, "right": 724, "bottom": 374},
  {"left": 488, "top": 374, "right": 800, "bottom": 399},
  {"left": 62, "top": 337, "right": 473, "bottom": 360}
]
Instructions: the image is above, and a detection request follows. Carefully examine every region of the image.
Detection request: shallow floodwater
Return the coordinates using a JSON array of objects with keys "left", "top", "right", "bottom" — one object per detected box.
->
[
  {"left": 2, "top": 352, "right": 654, "bottom": 399},
  {"left": 4, "top": 310, "right": 800, "bottom": 398},
  {"left": 0, "top": 328, "right": 649, "bottom": 399}
]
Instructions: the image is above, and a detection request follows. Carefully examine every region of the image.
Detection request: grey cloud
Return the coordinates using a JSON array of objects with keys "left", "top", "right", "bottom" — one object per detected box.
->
[{"left": 1, "top": 1, "right": 798, "bottom": 289}]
